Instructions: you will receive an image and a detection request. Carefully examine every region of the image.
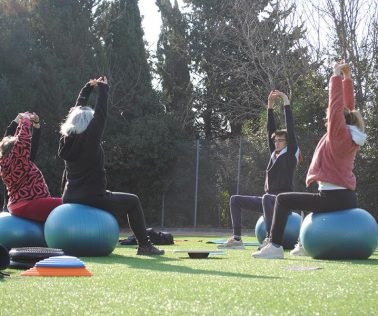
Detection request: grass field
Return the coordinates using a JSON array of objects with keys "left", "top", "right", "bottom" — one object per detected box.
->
[{"left": 1, "top": 235, "right": 377, "bottom": 315}]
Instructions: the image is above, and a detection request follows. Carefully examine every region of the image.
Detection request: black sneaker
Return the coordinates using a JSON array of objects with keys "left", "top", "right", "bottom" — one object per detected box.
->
[{"left": 137, "top": 244, "right": 165, "bottom": 256}]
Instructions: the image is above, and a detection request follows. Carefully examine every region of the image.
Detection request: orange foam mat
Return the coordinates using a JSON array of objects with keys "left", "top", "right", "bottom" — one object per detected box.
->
[{"left": 21, "top": 267, "right": 92, "bottom": 277}]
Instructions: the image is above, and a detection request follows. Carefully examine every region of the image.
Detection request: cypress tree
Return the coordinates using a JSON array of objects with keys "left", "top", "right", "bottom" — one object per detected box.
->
[
  {"left": 102, "top": 0, "right": 162, "bottom": 119},
  {"left": 95, "top": 0, "right": 180, "bottom": 224},
  {"left": 156, "top": 0, "right": 194, "bottom": 137}
]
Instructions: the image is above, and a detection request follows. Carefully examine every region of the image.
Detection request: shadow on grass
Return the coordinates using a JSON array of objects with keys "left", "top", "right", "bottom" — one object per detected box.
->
[
  {"left": 85, "top": 254, "right": 279, "bottom": 280},
  {"left": 285, "top": 257, "right": 378, "bottom": 266}
]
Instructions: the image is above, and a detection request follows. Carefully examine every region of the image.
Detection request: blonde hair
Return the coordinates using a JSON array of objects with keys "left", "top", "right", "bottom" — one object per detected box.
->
[
  {"left": 60, "top": 106, "right": 94, "bottom": 136},
  {"left": 344, "top": 109, "right": 365, "bottom": 132},
  {"left": 0, "top": 136, "right": 16, "bottom": 160}
]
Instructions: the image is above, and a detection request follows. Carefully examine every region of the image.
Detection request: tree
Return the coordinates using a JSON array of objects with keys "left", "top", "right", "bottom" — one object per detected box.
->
[
  {"left": 185, "top": 0, "right": 310, "bottom": 137},
  {"left": 93, "top": 0, "right": 182, "bottom": 224},
  {"left": 156, "top": 0, "right": 194, "bottom": 137},
  {"left": 97, "top": 0, "right": 162, "bottom": 118},
  {"left": 294, "top": 0, "right": 378, "bottom": 110}
]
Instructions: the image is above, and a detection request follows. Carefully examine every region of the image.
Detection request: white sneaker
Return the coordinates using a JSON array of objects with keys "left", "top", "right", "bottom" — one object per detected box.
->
[
  {"left": 290, "top": 242, "right": 308, "bottom": 256},
  {"left": 217, "top": 238, "right": 245, "bottom": 249},
  {"left": 252, "top": 243, "right": 284, "bottom": 259},
  {"left": 257, "top": 238, "right": 270, "bottom": 250}
]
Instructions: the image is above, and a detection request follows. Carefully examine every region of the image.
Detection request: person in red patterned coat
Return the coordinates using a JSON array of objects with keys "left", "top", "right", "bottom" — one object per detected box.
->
[
  {"left": 0, "top": 112, "right": 61, "bottom": 222},
  {"left": 1, "top": 113, "right": 41, "bottom": 211}
]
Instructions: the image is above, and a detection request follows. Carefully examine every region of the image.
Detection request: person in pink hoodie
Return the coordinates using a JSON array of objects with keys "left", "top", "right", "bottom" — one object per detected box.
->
[{"left": 252, "top": 61, "right": 367, "bottom": 259}]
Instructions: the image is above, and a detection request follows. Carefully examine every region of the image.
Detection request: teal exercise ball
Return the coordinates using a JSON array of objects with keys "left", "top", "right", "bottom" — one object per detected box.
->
[
  {"left": 255, "top": 212, "right": 301, "bottom": 249},
  {"left": 300, "top": 208, "right": 378, "bottom": 259},
  {"left": 44, "top": 204, "right": 119, "bottom": 256},
  {"left": 0, "top": 212, "right": 47, "bottom": 249}
]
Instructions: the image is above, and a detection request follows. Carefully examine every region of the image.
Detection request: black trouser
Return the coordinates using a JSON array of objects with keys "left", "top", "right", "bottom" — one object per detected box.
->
[
  {"left": 230, "top": 194, "right": 276, "bottom": 237},
  {"left": 270, "top": 190, "right": 357, "bottom": 245},
  {"left": 64, "top": 191, "right": 150, "bottom": 246}
]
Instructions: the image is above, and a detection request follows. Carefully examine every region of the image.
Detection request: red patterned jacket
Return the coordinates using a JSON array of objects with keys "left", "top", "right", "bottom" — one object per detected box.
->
[{"left": 0, "top": 119, "right": 50, "bottom": 208}]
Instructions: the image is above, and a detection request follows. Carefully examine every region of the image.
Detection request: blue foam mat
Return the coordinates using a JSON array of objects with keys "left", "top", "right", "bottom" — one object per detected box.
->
[
  {"left": 36, "top": 261, "right": 85, "bottom": 267},
  {"left": 35, "top": 256, "right": 86, "bottom": 267}
]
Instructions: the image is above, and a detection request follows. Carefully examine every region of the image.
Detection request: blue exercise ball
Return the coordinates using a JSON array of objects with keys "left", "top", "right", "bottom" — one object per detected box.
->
[
  {"left": 300, "top": 208, "right": 378, "bottom": 260},
  {"left": 0, "top": 212, "right": 47, "bottom": 249},
  {"left": 255, "top": 212, "right": 301, "bottom": 249},
  {"left": 44, "top": 204, "right": 119, "bottom": 256}
]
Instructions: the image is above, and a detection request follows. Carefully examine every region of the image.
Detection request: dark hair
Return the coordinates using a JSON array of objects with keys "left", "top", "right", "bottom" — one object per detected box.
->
[
  {"left": 271, "top": 129, "right": 288, "bottom": 140},
  {"left": 271, "top": 129, "right": 304, "bottom": 164},
  {"left": 0, "top": 136, "right": 16, "bottom": 160}
]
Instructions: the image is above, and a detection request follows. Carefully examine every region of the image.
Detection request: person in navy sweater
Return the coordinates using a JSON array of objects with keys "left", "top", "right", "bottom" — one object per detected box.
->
[
  {"left": 252, "top": 62, "right": 366, "bottom": 259},
  {"left": 58, "top": 77, "right": 164, "bottom": 256},
  {"left": 219, "top": 90, "right": 300, "bottom": 250}
]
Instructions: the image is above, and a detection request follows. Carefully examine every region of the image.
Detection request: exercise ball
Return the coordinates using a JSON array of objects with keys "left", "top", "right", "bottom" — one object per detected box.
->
[
  {"left": 44, "top": 204, "right": 119, "bottom": 256},
  {"left": 300, "top": 208, "right": 378, "bottom": 260},
  {"left": 0, "top": 212, "right": 47, "bottom": 249},
  {"left": 255, "top": 212, "right": 301, "bottom": 249}
]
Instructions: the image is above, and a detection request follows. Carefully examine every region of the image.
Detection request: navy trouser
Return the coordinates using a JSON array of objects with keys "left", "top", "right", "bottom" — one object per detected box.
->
[
  {"left": 270, "top": 189, "right": 357, "bottom": 245},
  {"left": 64, "top": 191, "right": 150, "bottom": 246},
  {"left": 230, "top": 194, "right": 276, "bottom": 237}
]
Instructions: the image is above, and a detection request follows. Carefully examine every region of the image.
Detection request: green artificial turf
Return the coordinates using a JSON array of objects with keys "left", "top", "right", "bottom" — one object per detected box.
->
[{"left": 1, "top": 236, "right": 377, "bottom": 315}]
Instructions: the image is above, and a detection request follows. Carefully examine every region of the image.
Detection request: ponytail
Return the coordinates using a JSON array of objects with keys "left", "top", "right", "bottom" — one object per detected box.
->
[{"left": 344, "top": 109, "right": 365, "bottom": 132}]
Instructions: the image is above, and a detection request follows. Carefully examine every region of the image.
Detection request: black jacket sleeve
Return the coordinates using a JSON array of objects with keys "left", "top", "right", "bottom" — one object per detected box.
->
[
  {"left": 283, "top": 104, "right": 298, "bottom": 155},
  {"left": 84, "top": 82, "right": 109, "bottom": 150},
  {"left": 267, "top": 109, "right": 276, "bottom": 153},
  {"left": 75, "top": 82, "right": 94, "bottom": 107},
  {"left": 88, "top": 83, "right": 109, "bottom": 143}
]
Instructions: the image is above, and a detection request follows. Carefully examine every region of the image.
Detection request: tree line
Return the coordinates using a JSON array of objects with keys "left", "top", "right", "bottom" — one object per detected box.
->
[{"left": 0, "top": 0, "right": 377, "bottom": 226}]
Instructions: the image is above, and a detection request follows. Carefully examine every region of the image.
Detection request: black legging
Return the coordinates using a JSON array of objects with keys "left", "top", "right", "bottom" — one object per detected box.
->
[
  {"left": 64, "top": 191, "right": 150, "bottom": 247},
  {"left": 270, "top": 189, "right": 357, "bottom": 245}
]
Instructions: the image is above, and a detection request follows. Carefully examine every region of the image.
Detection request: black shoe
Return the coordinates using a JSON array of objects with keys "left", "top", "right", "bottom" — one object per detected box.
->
[{"left": 137, "top": 244, "right": 165, "bottom": 256}]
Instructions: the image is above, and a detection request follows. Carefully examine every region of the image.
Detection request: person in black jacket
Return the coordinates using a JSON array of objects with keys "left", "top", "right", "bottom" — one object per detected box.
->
[
  {"left": 219, "top": 90, "right": 300, "bottom": 250},
  {"left": 1, "top": 113, "right": 41, "bottom": 212},
  {"left": 58, "top": 77, "right": 164, "bottom": 256}
]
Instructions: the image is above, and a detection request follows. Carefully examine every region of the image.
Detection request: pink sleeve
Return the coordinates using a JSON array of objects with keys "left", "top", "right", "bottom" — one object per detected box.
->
[
  {"left": 343, "top": 78, "right": 355, "bottom": 110},
  {"left": 327, "top": 76, "right": 350, "bottom": 140}
]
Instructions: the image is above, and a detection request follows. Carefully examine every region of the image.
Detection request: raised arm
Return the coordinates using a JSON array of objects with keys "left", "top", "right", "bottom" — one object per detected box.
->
[
  {"left": 341, "top": 64, "right": 355, "bottom": 111},
  {"left": 84, "top": 77, "right": 109, "bottom": 146},
  {"left": 8, "top": 114, "right": 32, "bottom": 161},
  {"left": 327, "top": 62, "right": 352, "bottom": 139},
  {"left": 267, "top": 91, "right": 277, "bottom": 153},
  {"left": 276, "top": 91, "right": 298, "bottom": 154},
  {"left": 74, "top": 80, "right": 96, "bottom": 107}
]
